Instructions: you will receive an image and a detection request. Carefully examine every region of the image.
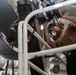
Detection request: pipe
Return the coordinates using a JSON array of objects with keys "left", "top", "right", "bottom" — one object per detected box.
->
[
  {"left": 28, "top": 44, "right": 76, "bottom": 59},
  {"left": 23, "top": 21, "right": 28, "bottom": 75},
  {"left": 12, "top": 60, "right": 14, "bottom": 75},
  {"left": 5, "top": 60, "right": 9, "bottom": 75},
  {"left": 28, "top": 61, "right": 48, "bottom": 75},
  {"left": 18, "top": 21, "right": 24, "bottom": 75},
  {"left": 27, "top": 24, "right": 51, "bottom": 48}
]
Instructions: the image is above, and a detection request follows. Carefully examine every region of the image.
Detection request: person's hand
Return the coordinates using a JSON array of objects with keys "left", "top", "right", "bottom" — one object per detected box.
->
[
  {"left": 41, "top": 18, "right": 48, "bottom": 26},
  {"left": 42, "top": 20, "right": 48, "bottom": 26}
]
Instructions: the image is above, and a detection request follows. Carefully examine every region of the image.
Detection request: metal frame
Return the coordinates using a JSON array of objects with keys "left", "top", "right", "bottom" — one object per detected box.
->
[
  {"left": 28, "top": 61, "right": 48, "bottom": 75},
  {"left": 18, "top": 0, "right": 76, "bottom": 75},
  {"left": 18, "top": 21, "right": 24, "bottom": 75},
  {"left": 28, "top": 44, "right": 76, "bottom": 59}
]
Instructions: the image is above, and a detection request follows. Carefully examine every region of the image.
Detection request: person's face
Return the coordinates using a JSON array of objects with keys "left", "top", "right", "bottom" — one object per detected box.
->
[
  {"left": 51, "top": 26, "right": 62, "bottom": 36},
  {"left": 51, "top": 26, "right": 61, "bottom": 32}
]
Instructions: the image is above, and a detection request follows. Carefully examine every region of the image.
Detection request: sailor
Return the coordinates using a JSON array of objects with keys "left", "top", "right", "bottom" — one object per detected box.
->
[{"left": 43, "top": 12, "right": 76, "bottom": 75}]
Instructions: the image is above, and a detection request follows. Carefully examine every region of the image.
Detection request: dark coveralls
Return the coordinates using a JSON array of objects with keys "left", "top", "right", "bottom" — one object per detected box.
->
[{"left": 56, "top": 23, "right": 76, "bottom": 75}]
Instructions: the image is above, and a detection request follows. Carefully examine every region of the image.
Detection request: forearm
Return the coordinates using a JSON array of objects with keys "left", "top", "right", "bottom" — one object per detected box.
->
[
  {"left": 62, "top": 16, "right": 76, "bottom": 23},
  {"left": 44, "top": 22, "right": 56, "bottom": 48},
  {"left": 44, "top": 23, "right": 50, "bottom": 44}
]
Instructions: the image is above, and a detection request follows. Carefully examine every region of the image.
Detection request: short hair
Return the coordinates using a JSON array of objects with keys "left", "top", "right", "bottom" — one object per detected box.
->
[{"left": 48, "top": 23, "right": 64, "bottom": 33}]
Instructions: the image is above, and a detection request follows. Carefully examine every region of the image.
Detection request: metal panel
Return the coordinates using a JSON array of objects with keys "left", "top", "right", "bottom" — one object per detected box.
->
[
  {"left": 0, "top": 35, "right": 18, "bottom": 60},
  {"left": 0, "top": 0, "right": 17, "bottom": 37}
]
